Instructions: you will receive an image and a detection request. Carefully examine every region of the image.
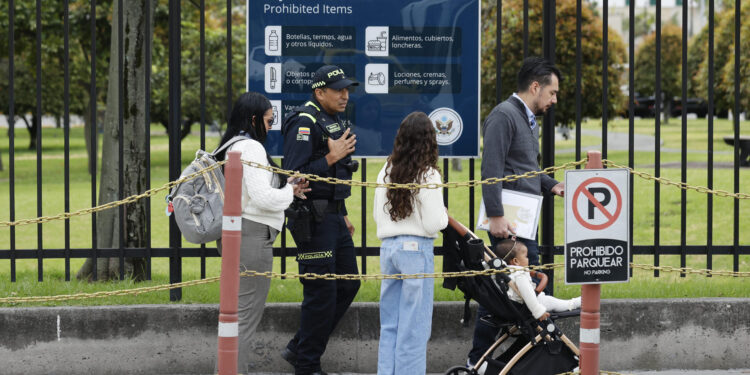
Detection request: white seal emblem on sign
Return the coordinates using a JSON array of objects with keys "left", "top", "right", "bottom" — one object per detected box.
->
[{"left": 428, "top": 107, "right": 463, "bottom": 145}]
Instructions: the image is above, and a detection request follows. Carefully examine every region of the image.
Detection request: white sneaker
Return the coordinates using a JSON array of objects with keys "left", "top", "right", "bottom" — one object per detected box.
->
[{"left": 466, "top": 358, "right": 488, "bottom": 375}]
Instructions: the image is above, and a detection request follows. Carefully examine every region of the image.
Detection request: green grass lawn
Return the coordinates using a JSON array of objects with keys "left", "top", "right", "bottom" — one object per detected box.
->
[{"left": 1, "top": 116, "right": 749, "bottom": 306}]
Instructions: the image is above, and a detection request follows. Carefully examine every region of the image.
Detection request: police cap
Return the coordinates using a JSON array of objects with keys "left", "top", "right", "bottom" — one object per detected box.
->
[{"left": 311, "top": 65, "right": 359, "bottom": 90}]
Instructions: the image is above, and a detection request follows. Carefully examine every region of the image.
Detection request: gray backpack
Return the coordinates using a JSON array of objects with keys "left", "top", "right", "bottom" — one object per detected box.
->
[{"left": 167, "top": 136, "right": 248, "bottom": 244}]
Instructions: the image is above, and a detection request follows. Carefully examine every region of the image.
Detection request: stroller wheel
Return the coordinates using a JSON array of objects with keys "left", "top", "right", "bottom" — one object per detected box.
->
[{"left": 444, "top": 366, "right": 473, "bottom": 375}]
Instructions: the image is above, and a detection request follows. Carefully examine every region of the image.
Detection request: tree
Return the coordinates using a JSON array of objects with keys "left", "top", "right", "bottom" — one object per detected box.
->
[
  {"left": 634, "top": 24, "right": 682, "bottom": 123},
  {"left": 685, "top": 1, "right": 749, "bottom": 117},
  {"left": 149, "top": 1, "right": 246, "bottom": 139},
  {"left": 481, "top": 0, "right": 626, "bottom": 127},
  {"left": 0, "top": 2, "right": 111, "bottom": 156},
  {"left": 77, "top": 1, "right": 154, "bottom": 281}
]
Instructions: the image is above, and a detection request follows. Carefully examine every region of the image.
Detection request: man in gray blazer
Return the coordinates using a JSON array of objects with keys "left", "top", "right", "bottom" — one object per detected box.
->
[{"left": 467, "top": 56, "right": 565, "bottom": 370}]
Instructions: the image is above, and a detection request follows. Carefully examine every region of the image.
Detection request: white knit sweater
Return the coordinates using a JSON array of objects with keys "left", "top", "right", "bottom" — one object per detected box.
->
[
  {"left": 227, "top": 138, "right": 293, "bottom": 231},
  {"left": 373, "top": 165, "right": 448, "bottom": 239}
]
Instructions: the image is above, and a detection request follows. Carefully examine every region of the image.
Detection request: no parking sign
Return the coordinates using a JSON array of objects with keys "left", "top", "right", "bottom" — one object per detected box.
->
[{"left": 565, "top": 169, "right": 630, "bottom": 284}]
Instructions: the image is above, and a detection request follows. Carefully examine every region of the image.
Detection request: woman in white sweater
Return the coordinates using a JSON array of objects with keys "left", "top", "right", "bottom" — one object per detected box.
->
[
  {"left": 214, "top": 92, "right": 309, "bottom": 374},
  {"left": 373, "top": 111, "right": 449, "bottom": 375}
]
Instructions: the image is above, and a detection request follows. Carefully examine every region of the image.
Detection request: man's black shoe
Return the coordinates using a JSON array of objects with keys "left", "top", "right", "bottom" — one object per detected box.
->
[
  {"left": 308, "top": 372, "right": 328, "bottom": 375},
  {"left": 280, "top": 347, "right": 297, "bottom": 367}
]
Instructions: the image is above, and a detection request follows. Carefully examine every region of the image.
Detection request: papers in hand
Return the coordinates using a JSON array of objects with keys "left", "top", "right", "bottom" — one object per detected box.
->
[{"left": 477, "top": 189, "right": 543, "bottom": 240}]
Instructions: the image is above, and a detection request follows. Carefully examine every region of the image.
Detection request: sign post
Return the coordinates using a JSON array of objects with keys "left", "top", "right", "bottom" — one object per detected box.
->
[
  {"left": 247, "top": 0, "right": 481, "bottom": 157},
  {"left": 565, "top": 151, "right": 630, "bottom": 375}
]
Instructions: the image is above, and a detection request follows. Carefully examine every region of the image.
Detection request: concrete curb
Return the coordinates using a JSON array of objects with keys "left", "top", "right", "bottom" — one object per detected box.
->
[{"left": 2, "top": 299, "right": 749, "bottom": 374}]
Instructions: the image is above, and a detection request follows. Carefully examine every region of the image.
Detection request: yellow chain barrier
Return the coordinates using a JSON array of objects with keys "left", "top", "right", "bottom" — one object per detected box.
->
[
  {"left": 0, "top": 160, "right": 227, "bottom": 228},
  {"left": 630, "top": 263, "right": 750, "bottom": 277},
  {"left": 3, "top": 263, "right": 749, "bottom": 304},
  {"left": 603, "top": 159, "right": 750, "bottom": 200},
  {"left": 0, "top": 159, "right": 580, "bottom": 228},
  {"left": 3, "top": 156, "right": 747, "bottom": 228},
  {"left": 0, "top": 265, "right": 542, "bottom": 304},
  {"left": 242, "top": 159, "right": 586, "bottom": 189}
]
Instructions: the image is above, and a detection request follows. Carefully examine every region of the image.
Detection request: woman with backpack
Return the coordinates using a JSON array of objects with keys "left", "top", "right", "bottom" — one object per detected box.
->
[
  {"left": 215, "top": 91, "right": 310, "bottom": 373},
  {"left": 373, "top": 111, "right": 449, "bottom": 375}
]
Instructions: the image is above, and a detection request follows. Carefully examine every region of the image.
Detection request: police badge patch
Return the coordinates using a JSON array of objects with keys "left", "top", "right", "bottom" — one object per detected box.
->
[{"left": 325, "top": 123, "right": 341, "bottom": 133}]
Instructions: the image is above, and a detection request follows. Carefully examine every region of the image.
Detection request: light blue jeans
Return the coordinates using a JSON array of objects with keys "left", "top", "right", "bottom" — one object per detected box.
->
[{"left": 377, "top": 235, "right": 435, "bottom": 375}]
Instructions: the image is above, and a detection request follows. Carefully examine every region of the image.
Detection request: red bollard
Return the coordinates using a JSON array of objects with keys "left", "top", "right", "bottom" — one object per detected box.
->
[
  {"left": 217, "top": 150, "right": 243, "bottom": 375},
  {"left": 580, "top": 150, "right": 603, "bottom": 375}
]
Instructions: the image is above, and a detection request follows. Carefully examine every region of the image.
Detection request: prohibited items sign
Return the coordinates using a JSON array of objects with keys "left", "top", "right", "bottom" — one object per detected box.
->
[{"left": 565, "top": 169, "right": 630, "bottom": 284}]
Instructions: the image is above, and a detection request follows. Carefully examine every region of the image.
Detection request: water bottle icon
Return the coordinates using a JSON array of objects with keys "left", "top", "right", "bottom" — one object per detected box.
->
[{"left": 269, "top": 30, "right": 279, "bottom": 52}]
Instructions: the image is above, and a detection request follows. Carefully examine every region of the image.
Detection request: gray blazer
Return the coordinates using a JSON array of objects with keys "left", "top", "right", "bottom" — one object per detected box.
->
[{"left": 481, "top": 96, "right": 558, "bottom": 217}]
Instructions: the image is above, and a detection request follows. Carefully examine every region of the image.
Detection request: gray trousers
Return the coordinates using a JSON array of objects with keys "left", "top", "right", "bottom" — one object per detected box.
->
[{"left": 237, "top": 219, "right": 278, "bottom": 373}]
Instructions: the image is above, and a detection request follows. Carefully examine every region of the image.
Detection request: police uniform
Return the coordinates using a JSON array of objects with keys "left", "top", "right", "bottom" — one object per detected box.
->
[{"left": 280, "top": 66, "right": 361, "bottom": 375}]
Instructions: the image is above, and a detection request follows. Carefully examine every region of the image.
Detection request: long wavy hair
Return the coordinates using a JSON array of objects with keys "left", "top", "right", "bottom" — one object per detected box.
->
[
  {"left": 385, "top": 111, "right": 440, "bottom": 221},
  {"left": 216, "top": 91, "right": 285, "bottom": 187}
]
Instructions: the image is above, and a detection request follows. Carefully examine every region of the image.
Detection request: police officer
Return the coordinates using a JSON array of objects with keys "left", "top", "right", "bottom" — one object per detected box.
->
[{"left": 280, "top": 65, "right": 361, "bottom": 375}]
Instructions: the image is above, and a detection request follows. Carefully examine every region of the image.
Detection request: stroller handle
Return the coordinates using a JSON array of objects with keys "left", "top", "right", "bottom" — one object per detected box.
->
[
  {"left": 447, "top": 216, "right": 548, "bottom": 294},
  {"left": 447, "top": 216, "right": 495, "bottom": 261}
]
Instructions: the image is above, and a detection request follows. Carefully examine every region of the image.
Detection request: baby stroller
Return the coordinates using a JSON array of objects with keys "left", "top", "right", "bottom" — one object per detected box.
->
[{"left": 441, "top": 217, "right": 580, "bottom": 375}]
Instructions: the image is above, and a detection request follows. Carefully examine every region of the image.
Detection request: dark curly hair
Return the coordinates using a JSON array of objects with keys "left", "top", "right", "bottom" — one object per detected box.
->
[{"left": 385, "top": 111, "right": 440, "bottom": 221}]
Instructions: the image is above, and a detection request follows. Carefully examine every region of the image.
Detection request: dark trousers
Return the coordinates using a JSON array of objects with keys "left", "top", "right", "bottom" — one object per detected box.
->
[
  {"left": 467, "top": 235, "right": 540, "bottom": 365},
  {"left": 287, "top": 213, "right": 361, "bottom": 375}
]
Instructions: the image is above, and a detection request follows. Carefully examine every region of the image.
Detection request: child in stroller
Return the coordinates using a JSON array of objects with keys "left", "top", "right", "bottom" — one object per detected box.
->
[
  {"left": 442, "top": 218, "right": 580, "bottom": 375},
  {"left": 496, "top": 238, "right": 581, "bottom": 322}
]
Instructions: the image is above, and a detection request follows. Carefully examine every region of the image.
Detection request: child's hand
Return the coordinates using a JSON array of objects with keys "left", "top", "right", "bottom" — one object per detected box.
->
[{"left": 538, "top": 312, "right": 550, "bottom": 321}]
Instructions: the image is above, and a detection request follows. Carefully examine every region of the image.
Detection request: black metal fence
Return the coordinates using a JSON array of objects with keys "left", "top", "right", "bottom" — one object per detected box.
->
[{"left": 1, "top": 0, "right": 747, "bottom": 300}]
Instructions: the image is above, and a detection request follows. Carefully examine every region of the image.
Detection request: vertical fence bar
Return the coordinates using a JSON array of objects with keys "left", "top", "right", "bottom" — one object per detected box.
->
[
  {"left": 522, "top": 0, "right": 528, "bottom": 59},
  {"left": 89, "top": 0, "right": 98, "bottom": 281},
  {"left": 443, "top": 159, "right": 449, "bottom": 208},
  {"left": 653, "top": 0, "right": 662, "bottom": 277},
  {"left": 35, "top": 0, "right": 43, "bottom": 282},
  {"left": 541, "top": 0, "right": 556, "bottom": 293},
  {"left": 168, "top": 0, "right": 183, "bottom": 301},
  {"left": 200, "top": 0, "right": 207, "bottom": 280},
  {"left": 575, "top": 0, "right": 582, "bottom": 168},
  {"left": 469, "top": 159, "right": 475, "bottom": 231},
  {"left": 360, "top": 158, "right": 367, "bottom": 273},
  {"left": 706, "top": 0, "right": 714, "bottom": 275},
  {"left": 200, "top": 0, "right": 206, "bottom": 153},
  {"left": 8, "top": 0, "right": 16, "bottom": 282},
  {"left": 118, "top": 0, "right": 125, "bottom": 280},
  {"left": 64, "top": 0, "right": 72, "bottom": 281},
  {"left": 226, "top": 0, "right": 232, "bottom": 122},
  {"left": 679, "top": 0, "right": 688, "bottom": 277},
  {"left": 145, "top": 0, "right": 153, "bottom": 281},
  {"left": 281, "top": 223, "right": 287, "bottom": 275},
  {"left": 143, "top": 0, "right": 153, "bottom": 280},
  {"left": 496, "top": 0, "right": 502, "bottom": 101},
  {"left": 601, "top": 0, "right": 608, "bottom": 160},
  {"left": 732, "top": 0, "right": 740, "bottom": 273},
  {"left": 627, "top": 0, "right": 634, "bottom": 276}
]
